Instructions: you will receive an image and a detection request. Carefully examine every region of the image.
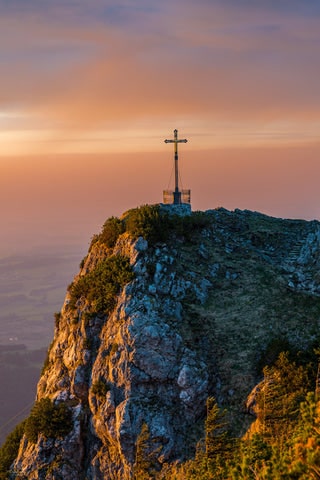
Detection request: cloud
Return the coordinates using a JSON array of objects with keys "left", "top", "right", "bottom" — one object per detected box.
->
[{"left": 0, "top": 0, "right": 320, "bottom": 150}]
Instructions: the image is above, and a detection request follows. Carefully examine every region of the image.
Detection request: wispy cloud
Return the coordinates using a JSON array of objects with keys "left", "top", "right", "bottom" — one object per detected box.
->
[
  {"left": 0, "top": 0, "right": 320, "bottom": 152},
  {"left": 1, "top": 0, "right": 320, "bottom": 241}
]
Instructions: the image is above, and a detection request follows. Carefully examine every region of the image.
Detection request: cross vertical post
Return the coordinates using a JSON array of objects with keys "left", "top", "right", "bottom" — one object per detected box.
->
[{"left": 164, "top": 129, "right": 188, "bottom": 204}]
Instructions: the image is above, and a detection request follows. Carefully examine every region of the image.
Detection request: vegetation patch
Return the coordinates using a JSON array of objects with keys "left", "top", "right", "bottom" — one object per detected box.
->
[
  {"left": 124, "top": 205, "right": 170, "bottom": 244},
  {"left": 0, "top": 420, "right": 26, "bottom": 479},
  {"left": 91, "top": 379, "right": 110, "bottom": 397},
  {"left": 91, "top": 216, "right": 125, "bottom": 249},
  {"left": 68, "top": 255, "right": 134, "bottom": 314},
  {"left": 24, "top": 398, "right": 72, "bottom": 444},
  {"left": 134, "top": 423, "right": 162, "bottom": 479},
  {"left": 91, "top": 205, "right": 213, "bottom": 250},
  {"left": 160, "top": 350, "right": 320, "bottom": 479}
]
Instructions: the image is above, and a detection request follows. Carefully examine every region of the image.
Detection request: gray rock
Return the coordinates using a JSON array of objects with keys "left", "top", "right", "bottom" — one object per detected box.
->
[
  {"left": 134, "top": 237, "right": 148, "bottom": 252},
  {"left": 12, "top": 207, "right": 320, "bottom": 479}
]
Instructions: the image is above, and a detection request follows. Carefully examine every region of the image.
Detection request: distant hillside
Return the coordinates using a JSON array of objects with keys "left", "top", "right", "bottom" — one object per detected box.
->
[
  {"left": 0, "top": 346, "right": 46, "bottom": 446},
  {"left": 2, "top": 205, "right": 320, "bottom": 479},
  {"left": 0, "top": 247, "right": 83, "bottom": 349},
  {"left": 0, "top": 247, "right": 83, "bottom": 449}
]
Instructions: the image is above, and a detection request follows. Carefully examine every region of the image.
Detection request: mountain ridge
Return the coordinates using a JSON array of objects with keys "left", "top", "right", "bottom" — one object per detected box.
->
[{"left": 3, "top": 205, "right": 320, "bottom": 479}]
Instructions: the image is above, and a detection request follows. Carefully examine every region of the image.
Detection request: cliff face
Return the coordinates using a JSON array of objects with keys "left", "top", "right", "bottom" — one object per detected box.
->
[{"left": 9, "top": 207, "right": 320, "bottom": 479}]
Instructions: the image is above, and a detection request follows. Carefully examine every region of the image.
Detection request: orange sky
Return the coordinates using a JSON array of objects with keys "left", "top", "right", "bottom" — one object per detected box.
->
[{"left": 1, "top": 1, "right": 320, "bottom": 254}]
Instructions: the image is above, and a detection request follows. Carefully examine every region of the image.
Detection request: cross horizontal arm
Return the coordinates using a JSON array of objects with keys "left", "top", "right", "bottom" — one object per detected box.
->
[{"left": 164, "top": 139, "right": 188, "bottom": 143}]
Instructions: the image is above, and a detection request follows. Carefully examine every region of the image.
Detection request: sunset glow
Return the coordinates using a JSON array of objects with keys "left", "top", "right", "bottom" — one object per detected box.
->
[{"left": 1, "top": 1, "right": 320, "bottom": 253}]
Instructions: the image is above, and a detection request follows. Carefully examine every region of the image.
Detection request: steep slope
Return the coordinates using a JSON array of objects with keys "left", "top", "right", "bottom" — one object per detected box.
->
[{"left": 7, "top": 206, "right": 320, "bottom": 479}]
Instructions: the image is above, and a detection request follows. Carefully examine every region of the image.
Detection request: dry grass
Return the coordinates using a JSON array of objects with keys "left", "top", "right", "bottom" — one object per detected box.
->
[{"left": 170, "top": 209, "right": 320, "bottom": 435}]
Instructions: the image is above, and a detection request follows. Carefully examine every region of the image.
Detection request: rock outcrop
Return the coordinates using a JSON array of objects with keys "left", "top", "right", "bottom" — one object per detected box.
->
[{"left": 8, "top": 206, "right": 320, "bottom": 479}]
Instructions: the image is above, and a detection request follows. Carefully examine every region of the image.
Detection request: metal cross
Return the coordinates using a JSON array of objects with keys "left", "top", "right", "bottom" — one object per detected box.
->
[{"left": 164, "top": 129, "right": 188, "bottom": 201}]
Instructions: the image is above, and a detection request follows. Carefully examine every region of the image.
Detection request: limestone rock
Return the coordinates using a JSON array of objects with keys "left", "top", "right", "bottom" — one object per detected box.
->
[{"left": 8, "top": 206, "right": 320, "bottom": 479}]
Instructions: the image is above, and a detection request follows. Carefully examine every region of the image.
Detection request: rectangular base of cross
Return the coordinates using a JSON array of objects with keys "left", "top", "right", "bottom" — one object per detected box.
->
[
  {"left": 163, "top": 189, "right": 191, "bottom": 205},
  {"left": 160, "top": 203, "right": 192, "bottom": 216}
]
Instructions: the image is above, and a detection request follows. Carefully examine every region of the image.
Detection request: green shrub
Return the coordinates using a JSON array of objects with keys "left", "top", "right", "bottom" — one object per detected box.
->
[
  {"left": 91, "top": 207, "right": 212, "bottom": 251},
  {"left": 124, "top": 206, "right": 211, "bottom": 244},
  {"left": 124, "top": 205, "right": 170, "bottom": 244},
  {"left": 91, "top": 379, "right": 110, "bottom": 397},
  {"left": 0, "top": 420, "right": 26, "bottom": 478},
  {"left": 99, "top": 217, "right": 125, "bottom": 248},
  {"left": 24, "top": 398, "right": 72, "bottom": 444},
  {"left": 91, "top": 216, "right": 125, "bottom": 249},
  {"left": 134, "top": 423, "right": 162, "bottom": 479},
  {"left": 256, "top": 352, "right": 310, "bottom": 440},
  {"left": 68, "top": 255, "right": 134, "bottom": 314}
]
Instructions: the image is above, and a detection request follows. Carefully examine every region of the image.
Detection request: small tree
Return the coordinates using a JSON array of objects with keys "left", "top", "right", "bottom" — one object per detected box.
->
[
  {"left": 133, "top": 423, "right": 161, "bottom": 479},
  {"left": 257, "top": 352, "right": 309, "bottom": 442},
  {"left": 124, "top": 205, "right": 170, "bottom": 244},
  {"left": 286, "top": 393, "right": 320, "bottom": 478},
  {"left": 205, "top": 397, "right": 231, "bottom": 477},
  {"left": 0, "top": 420, "right": 26, "bottom": 479},
  {"left": 68, "top": 255, "right": 134, "bottom": 314},
  {"left": 99, "top": 217, "right": 125, "bottom": 248},
  {"left": 91, "top": 379, "right": 110, "bottom": 397},
  {"left": 24, "top": 398, "right": 72, "bottom": 443}
]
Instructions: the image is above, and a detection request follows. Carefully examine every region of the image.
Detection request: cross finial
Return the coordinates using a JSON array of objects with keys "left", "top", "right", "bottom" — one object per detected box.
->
[{"left": 164, "top": 129, "right": 188, "bottom": 204}]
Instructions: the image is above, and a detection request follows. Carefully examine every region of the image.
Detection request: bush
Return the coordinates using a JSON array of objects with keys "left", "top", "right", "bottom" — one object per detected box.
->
[
  {"left": 0, "top": 420, "right": 25, "bottom": 478},
  {"left": 91, "top": 206, "right": 212, "bottom": 251},
  {"left": 24, "top": 398, "right": 72, "bottom": 444},
  {"left": 134, "top": 423, "right": 162, "bottom": 479},
  {"left": 68, "top": 255, "right": 134, "bottom": 314},
  {"left": 124, "top": 206, "right": 212, "bottom": 244},
  {"left": 91, "top": 379, "right": 110, "bottom": 397},
  {"left": 124, "top": 205, "right": 170, "bottom": 244},
  {"left": 97, "top": 217, "right": 125, "bottom": 248}
]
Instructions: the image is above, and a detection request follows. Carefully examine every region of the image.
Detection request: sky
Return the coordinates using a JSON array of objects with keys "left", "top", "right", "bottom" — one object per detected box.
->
[{"left": 1, "top": 0, "right": 320, "bottom": 255}]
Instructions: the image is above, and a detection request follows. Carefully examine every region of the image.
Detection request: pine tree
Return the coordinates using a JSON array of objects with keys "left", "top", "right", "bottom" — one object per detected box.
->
[
  {"left": 133, "top": 423, "right": 161, "bottom": 480},
  {"left": 0, "top": 420, "right": 25, "bottom": 479},
  {"left": 257, "top": 352, "right": 309, "bottom": 442},
  {"left": 287, "top": 392, "right": 320, "bottom": 479},
  {"left": 205, "top": 396, "right": 232, "bottom": 478}
]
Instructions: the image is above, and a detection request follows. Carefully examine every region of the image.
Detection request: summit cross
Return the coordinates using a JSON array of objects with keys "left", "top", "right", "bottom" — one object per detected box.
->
[{"left": 164, "top": 129, "right": 188, "bottom": 204}]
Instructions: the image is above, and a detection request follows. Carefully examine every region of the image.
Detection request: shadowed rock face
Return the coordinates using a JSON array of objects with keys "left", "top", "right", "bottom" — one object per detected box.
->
[{"left": 10, "top": 208, "right": 320, "bottom": 479}]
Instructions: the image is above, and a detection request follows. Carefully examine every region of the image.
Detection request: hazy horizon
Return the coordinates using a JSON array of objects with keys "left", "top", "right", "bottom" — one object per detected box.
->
[
  {"left": 2, "top": 144, "right": 320, "bottom": 258},
  {"left": 1, "top": 0, "right": 320, "bottom": 259}
]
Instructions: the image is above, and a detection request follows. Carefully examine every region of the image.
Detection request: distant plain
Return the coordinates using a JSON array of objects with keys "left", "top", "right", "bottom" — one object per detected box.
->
[
  {"left": 0, "top": 246, "right": 83, "bottom": 349},
  {"left": 0, "top": 246, "right": 83, "bottom": 444}
]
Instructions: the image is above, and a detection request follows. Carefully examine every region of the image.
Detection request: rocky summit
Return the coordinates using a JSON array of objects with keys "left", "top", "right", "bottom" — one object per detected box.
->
[{"left": 5, "top": 205, "right": 320, "bottom": 479}]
